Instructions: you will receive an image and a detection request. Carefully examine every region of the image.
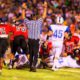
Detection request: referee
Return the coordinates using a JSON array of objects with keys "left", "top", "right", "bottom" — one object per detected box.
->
[{"left": 22, "top": 1, "right": 47, "bottom": 72}]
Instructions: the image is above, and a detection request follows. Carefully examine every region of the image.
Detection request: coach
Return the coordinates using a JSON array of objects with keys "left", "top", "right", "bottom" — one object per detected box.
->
[{"left": 22, "top": 1, "right": 47, "bottom": 72}]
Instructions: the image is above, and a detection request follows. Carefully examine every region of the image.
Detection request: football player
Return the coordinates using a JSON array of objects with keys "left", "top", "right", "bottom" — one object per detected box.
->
[
  {"left": 0, "top": 22, "right": 11, "bottom": 74},
  {"left": 48, "top": 16, "right": 69, "bottom": 71},
  {"left": 64, "top": 33, "right": 79, "bottom": 56},
  {"left": 10, "top": 21, "right": 28, "bottom": 55}
]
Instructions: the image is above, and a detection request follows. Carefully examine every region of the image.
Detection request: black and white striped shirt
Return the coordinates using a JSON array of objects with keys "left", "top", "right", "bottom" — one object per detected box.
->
[{"left": 24, "top": 18, "right": 43, "bottom": 40}]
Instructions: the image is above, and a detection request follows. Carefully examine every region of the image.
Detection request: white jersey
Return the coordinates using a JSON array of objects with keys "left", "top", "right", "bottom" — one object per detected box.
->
[
  {"left": 49, "top": 56, "right": 80, "bottom": 68},
  {"left": 50, "top": 25, "right": 68, "bottom": 42},
  {"left": 56, "top": 56, "right": 80, "bottom": 68}
]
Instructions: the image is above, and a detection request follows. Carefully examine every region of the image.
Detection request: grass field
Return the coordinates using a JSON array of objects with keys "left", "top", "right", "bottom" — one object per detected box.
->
[{"left": 0, "top": 68, "right": 80, "bottom": 80}]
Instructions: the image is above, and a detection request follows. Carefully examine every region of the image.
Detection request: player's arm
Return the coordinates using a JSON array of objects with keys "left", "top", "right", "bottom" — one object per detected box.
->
[
  {"left": 64, "top": 26, "right": 70, "bottom": 38},
  {"left": 75, "top": 40, "right": 80, "bottom": 49},
  {"left": 64, "top": 32, "right": 69, "bottom": 39},
  {"left": 47, "top": 26, "right": 53, "bottom": 37}
]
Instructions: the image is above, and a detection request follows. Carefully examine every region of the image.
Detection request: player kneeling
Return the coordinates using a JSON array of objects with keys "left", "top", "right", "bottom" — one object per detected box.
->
[
  {"left": 50, "top": 49, "right": 80, "bottom": 69},
  {"left": 38, "top": 40, "right": 53, "bottom": 69},
  {"left": 9, "top": 47, "right": 29, "bottom": 69}
]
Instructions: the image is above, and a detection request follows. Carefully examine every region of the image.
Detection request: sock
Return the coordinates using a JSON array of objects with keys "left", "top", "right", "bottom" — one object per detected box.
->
[{"left": 52, "top": 59, "right": 58, "bottom": 68}]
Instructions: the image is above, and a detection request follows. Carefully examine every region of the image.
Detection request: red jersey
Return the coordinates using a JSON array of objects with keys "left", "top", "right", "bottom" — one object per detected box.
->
[
  {"left": 64, "top": 36, "right": 79, "bottom": 54},
  {"left": 0, "top": 24, "right": 11, "bottom": 35},
  {"left": 39, "top": 41, "right": 53, "bottom": 55},
  {"left": 71, "top": 36, "right": 79, "bottom": 45},
  {"left": 11, "top": 25, "right": 28, "bottom": 40}
]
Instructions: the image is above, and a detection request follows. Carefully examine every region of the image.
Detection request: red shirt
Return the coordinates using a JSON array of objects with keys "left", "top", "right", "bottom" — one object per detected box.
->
[
  {"left": 71, "top": 36, "right": 79, "bottom": 44},
  {"left": 0, "top": 24, "right": 11, "bottom": 35},
  {"left": 65, "top": 40, "right": 74, "bottom": 54},
  {"left": 11, "top": 25, "right": 28, "bottom": 40},
  {"left": 64, "top": 36, "right": 79, "bottom": 54},
  {"left": 39, "top": 41, "right": 52, "bottom": 55}
]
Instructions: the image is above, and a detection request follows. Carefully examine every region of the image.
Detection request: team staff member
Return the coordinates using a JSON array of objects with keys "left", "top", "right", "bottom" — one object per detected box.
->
[
  {"left": 10, "top": 21, "right": 28, "bottom": 55},
  {"left": 0, "top": 23, "right": 11, "bottom": 74},
  {"left": 22, "top": 1, "right": 47, "bottom": 72}
]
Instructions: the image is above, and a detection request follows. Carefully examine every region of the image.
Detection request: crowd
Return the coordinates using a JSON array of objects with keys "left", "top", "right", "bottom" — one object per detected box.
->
[{"left": 0, "top": 0, "right": 80, "bottom": 74}]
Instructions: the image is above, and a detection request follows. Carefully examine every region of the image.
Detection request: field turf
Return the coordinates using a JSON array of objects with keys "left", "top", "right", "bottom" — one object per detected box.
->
[{"left": 0, "top": 68, "right": 80, "bottom": 80}]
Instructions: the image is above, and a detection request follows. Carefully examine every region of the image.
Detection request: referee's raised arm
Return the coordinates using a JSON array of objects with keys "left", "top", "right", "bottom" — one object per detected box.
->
[
  {"left": 21, "top": 1, "right": 47, "bottom": 20},
  {"left": 42, "top": 1, "right": 47, "bottom": 19},
  {"left": 22, "top": 2, "right": 27, "bottom": 19}
]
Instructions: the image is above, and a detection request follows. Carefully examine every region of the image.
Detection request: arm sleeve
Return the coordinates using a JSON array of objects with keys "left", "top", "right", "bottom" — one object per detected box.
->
[
  {"left": 48, "top": 26, "right": 52, "bottom": 31},
  {"left": 65, "top": 26, "right": 70, "bottom": 33}
]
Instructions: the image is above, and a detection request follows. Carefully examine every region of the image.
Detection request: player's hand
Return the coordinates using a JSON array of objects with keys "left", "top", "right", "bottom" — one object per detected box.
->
[
  {"left": 62, "top": 52, "right": 67, "bottom": 57},
  {"left": 75, "top": 57, "right": 79, "bottom": 60}
]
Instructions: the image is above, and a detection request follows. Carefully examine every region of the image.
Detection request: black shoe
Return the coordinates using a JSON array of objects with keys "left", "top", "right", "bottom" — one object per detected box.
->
[
  {"left": 30, "top": 68, "right": 33, "bottom": 71},
  {"left": 32, "top": 68, "right": 36, "bottom": 72},
  {"left": 30, "top": 67, "right": 36, "bottom": 72}
]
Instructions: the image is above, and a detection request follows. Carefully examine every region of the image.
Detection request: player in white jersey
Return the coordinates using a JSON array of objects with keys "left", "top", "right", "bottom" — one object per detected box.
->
[
  {"left": 48, "top": 24, "right": 68, "bottom": 71},
  {"left": 49, "top": 55, "right": 80, "bottom": 68}
]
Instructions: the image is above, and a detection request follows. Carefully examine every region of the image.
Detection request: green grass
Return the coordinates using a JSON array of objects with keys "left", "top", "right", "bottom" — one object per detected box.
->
[{"left": 0, "top": 68, "right": 80, "bottom": 80}]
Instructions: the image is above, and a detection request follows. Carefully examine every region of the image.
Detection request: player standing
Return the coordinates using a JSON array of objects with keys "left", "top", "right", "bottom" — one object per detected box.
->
[
  {"left": 10, "top": 21, "right": 28, "bottom": 55},
  {"left": 0, "top": 23, "right": 11, "bottom": 74},
  {"left": 48, "top": 16, "right": 69, "bottom": 71}
]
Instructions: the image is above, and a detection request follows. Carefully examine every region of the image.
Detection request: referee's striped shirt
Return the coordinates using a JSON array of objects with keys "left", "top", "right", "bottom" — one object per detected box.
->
[{"left": 24, "top": 18, "right": 43, "bottom": 40}]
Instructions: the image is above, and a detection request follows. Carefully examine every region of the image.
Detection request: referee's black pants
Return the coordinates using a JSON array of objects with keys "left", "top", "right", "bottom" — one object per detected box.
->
[{"left": 28, "top": 39, "right": 39, "bottom": 69}]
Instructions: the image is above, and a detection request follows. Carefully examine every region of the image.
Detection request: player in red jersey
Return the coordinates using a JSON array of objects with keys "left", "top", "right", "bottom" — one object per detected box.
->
[
  {"left": 10, "top": 21, "right": 28, "bottom": 55},
  {"left": 9, "top": 21, "right": 28, "bottom": 69},
  {"left": 0, "top": 23, "right": 11, "bottom": 74},
  {"left": 64, "top": 33, "right": 79, "bottom": 56},
  {"left": 71, "top": 27, "right": 80, "bottom": 65}
]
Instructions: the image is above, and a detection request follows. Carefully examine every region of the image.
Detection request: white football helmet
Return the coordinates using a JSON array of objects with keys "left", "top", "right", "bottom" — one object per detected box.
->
[{"left": 56, "top": 16, "right": 64, "bottom": 24}]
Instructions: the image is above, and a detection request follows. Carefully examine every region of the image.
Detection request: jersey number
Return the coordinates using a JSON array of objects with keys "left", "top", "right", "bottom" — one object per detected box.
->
[
  {"left": 0, "top": 28, "right": 6, "bottom": 34},
  {"left": 16, "top": 27, "right": 26, "bottom": 32},
  {"left": 53, "top": 30, "right": 63, "bottom": 38}
]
